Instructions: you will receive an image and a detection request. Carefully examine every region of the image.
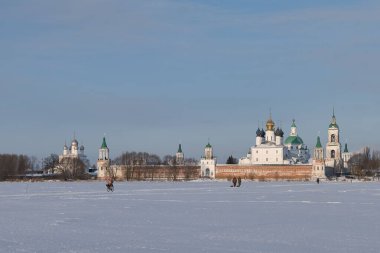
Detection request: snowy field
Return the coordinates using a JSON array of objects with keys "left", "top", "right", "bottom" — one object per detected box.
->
[{"left": 1, "top": 181, "right": 380, "bottom": 253}]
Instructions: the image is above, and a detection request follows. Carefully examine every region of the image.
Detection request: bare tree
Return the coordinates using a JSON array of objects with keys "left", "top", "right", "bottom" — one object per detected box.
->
[
  {"left": 349, "top": 147, "right": 380, "bottom": 179},
  {"left": 57, "top": 157, "right": 85, "bottom": 180},
  {"left": 0, "top": 154, "right": 33, "bottom": 180},
  {"left": 42, "top": 154, "right": 59, "bottom": 174}
]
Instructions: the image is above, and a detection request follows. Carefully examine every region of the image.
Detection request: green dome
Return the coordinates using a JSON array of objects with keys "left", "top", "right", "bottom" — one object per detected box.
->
[
  {"left": 329, "top": 122, "right": 339, "bottom": 128},
  {"left": 284, "top": 135, "right": 304, "bottom": 145}
]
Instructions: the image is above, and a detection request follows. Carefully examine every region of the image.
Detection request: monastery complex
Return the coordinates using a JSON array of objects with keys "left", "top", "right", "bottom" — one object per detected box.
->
[{"left": 95, "top": 111, "right": 352, "bottom": 181}]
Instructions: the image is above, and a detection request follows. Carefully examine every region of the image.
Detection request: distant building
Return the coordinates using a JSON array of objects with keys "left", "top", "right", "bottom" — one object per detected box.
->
[
  {"left": 97, "top": 137, "right": 111, "bottom": 178},
  {"left": 239, "top": 115, "right": 310, "bottom": 165},
  {"left": 44, "top": 136, "right": 90, "bottom": 175},
  {"left": 312, "top": 111, "right": 352, "bottom": 178},
  {"left": 176, "top": 144, "right": 184, "bottom": 165},
  {"left": 312, "top": 136, "right": 325, "bottom": 179},
  {"left": 59, "top": 137, "right": 88, "bottom": 166},
  {"left": 200, "top": 142, "right": 216, "bottom": 178}
]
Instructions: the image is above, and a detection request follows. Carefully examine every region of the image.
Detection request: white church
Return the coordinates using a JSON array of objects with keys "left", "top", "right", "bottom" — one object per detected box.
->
[
  {"left": 58, "top": 136, "right": 90, "bottom": 170},
  {"left": 238, "top": 115, "right": 310, "bottom": 165}
]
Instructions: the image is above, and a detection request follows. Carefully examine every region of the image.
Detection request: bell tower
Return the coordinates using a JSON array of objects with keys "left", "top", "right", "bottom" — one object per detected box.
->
[{"left": 325, "top": 109, "right": 341, "bottom": 169}]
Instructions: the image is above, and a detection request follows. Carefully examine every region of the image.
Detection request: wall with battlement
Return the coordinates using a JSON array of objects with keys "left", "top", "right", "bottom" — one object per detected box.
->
[
  {"left": 99, "top": 164, "right": 312, "bottom": 181},
  {"left": 102, "top": 165, "right": 199, "bottom": 181},
  {"left": 215, "top": 164, "right": 312, "bottom": 181}
]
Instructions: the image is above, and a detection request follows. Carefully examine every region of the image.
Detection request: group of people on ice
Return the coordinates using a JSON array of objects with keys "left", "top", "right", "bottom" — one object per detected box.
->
[{"left": 231, "top": 177, "right": 242, "bottom": 187}]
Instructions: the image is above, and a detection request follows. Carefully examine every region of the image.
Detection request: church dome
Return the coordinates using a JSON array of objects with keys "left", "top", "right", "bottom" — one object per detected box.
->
[
  {"left": 266, "top": 118, "right": 275, "bottom": 131},
  {"left": 80, "top": 145, "right": 85, "bottom": 151},
  {"left": 260, "top": 129, "right": 265, "bottom": 137},
  {"left": 71, "top": 139, "right": 78, "bottom": 147},
  {"left": 284, "top": 135, "right": 304, "bottom": 145},
  {"left": 279, "top": 128, "right": 284, "bottom": 137},
  {"left": 63, "top": 144, "right": 68, "bottom": 150},
  {"left": 256, "top": 128, "right": 261, "bottom": 137},
  {"left": 329, "top": 122, "right": 339, "bottom": 128},
  {"left": 275, "top": 128, "right": 280, "bottom": 136}
]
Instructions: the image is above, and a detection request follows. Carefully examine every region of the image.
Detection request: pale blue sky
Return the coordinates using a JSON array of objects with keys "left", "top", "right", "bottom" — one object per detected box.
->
[{"left": 1, "top": 0, "right": 380, "bottom": 164}]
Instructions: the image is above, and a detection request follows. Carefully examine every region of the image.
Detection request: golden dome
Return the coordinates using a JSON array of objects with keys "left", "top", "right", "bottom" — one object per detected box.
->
[{"left": 266, "top": 118, "right": 275, "bottom": 131}]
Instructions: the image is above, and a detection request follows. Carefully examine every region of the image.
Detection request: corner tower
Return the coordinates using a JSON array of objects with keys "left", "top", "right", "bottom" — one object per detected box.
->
[
  {"left": 97, "top": 137, "right": 110, "bottom": 179},
  {"left": 200, "top": 141, "right": 216, "bottom": 178},
  {"left": 342, "top": 143, "right": 352, "bottom": 171},
  {"left": 312, "top": 136, "right": 325, "bottom": 179},
  {"left": 176, "top": 144, "right": 184, "bottom": 165}
]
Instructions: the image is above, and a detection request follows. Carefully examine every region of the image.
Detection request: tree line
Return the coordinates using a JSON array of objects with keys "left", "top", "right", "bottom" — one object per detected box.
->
[
  {"left": 0, "top": 154, "right": 39, "bottom": 180},
  {"left": 112, "top": 151, "right": 198, "bottom": 166},
  {"left": 348, "top": 147, "right": 380, "bottom": 179}
]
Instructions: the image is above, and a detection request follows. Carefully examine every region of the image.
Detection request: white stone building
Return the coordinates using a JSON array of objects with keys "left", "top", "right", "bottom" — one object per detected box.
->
[
  {"left": 239, "top": 116, "right": 310, "bottom": 165},
  {"left": 200, "top": 142, "right": 216, "bottom": 178},
  {"left": 284, "top": 120, "right": 310, "bottom": 164},
  {"left": 176, "top": 144, "right": 184, "bottom": 165},
  {"left": 312, "top": 136, "right": 326, "bottom": 179},
  {"left": 97, "top": 137, "right": 111, "bottom": 178}
]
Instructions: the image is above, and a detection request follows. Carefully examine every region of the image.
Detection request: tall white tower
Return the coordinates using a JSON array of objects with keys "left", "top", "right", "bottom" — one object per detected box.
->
[
  {"left": 176, "top": 144, "right": 184, "bottom": 165},
  {"left": 200, "top": 142, "right": 216, "bottom": 178},
  {"left": 97, "top": 137, "right": 110, "bottom": 179},
  {"left": 342, "top": 143, "right": 352, "bottom": 171},
  {"left": 312, "top": 136, "right": 326, "bottom": 179},
  {"left": 325, "top": 110, "right": 341, "bottom": 169}
]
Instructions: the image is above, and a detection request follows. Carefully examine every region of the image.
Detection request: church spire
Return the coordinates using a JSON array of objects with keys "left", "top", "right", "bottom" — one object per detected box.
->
[
  {"left": 329, "top": 108, "right": 339, "bottom": 128},
  {"left": 101, "top": 136, "right": 108, "bottom": 149},
  {"left": 344, "top": 143, "right": 348, "bottom": 153},
  {"left": 316, "top": 136, "right": 322, "bottom": 148},
  {"left": 178, "top": 143, "right": 183, "bottom": 153}
]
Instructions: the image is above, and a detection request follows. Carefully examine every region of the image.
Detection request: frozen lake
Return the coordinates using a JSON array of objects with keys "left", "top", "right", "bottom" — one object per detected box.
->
[{"left": 1, "top": 180, "right": 380, "bottom": 253}]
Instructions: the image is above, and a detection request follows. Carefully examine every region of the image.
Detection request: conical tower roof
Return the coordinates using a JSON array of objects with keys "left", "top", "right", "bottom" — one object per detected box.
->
[
  {"left": 329, "top": 109, "right": 339, "bottom": 128},
  {"left": 315, "top": 136, "right": 322, "bottom": 148},
  {"left": 178, "top": 144, "right": 183, "bottom": 153},
  {"left": 101, "top": 137, "right": 108, "bottom": 149}
]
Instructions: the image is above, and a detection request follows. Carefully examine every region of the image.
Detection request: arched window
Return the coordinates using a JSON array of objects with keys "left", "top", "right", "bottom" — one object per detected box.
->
[
  {"left": 331, "top": 134, "right": 335, "bottom": 142},
  {"left": 205, "top": 168, "right": 210, "bottom": 177},
  {"left": 331, "top": 150, "right": 335, "bottom": 158}
]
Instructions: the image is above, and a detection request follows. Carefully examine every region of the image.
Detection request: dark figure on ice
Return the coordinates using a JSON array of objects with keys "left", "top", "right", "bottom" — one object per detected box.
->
[
  {"left": 106, "top": 177, "right": 114, "bottom": 192},
  {"left": 232, "top": 177, "right": 237, "bottom": 187},
  {"left": 237, "top": 177, "right": 242, "bottom": 187},
  {"left": 316, "top": 178, "right": 320, "bottom": 184}
]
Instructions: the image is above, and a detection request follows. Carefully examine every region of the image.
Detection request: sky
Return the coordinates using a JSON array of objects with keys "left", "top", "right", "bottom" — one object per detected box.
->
[{"left": 1, "top": 0, "right": 380, "bottom": 165}]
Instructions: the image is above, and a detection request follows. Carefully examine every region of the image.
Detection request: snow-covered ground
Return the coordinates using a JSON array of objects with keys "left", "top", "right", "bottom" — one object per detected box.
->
[{"left": 1, "top": 180, "right": 380, "bottom": 253}]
